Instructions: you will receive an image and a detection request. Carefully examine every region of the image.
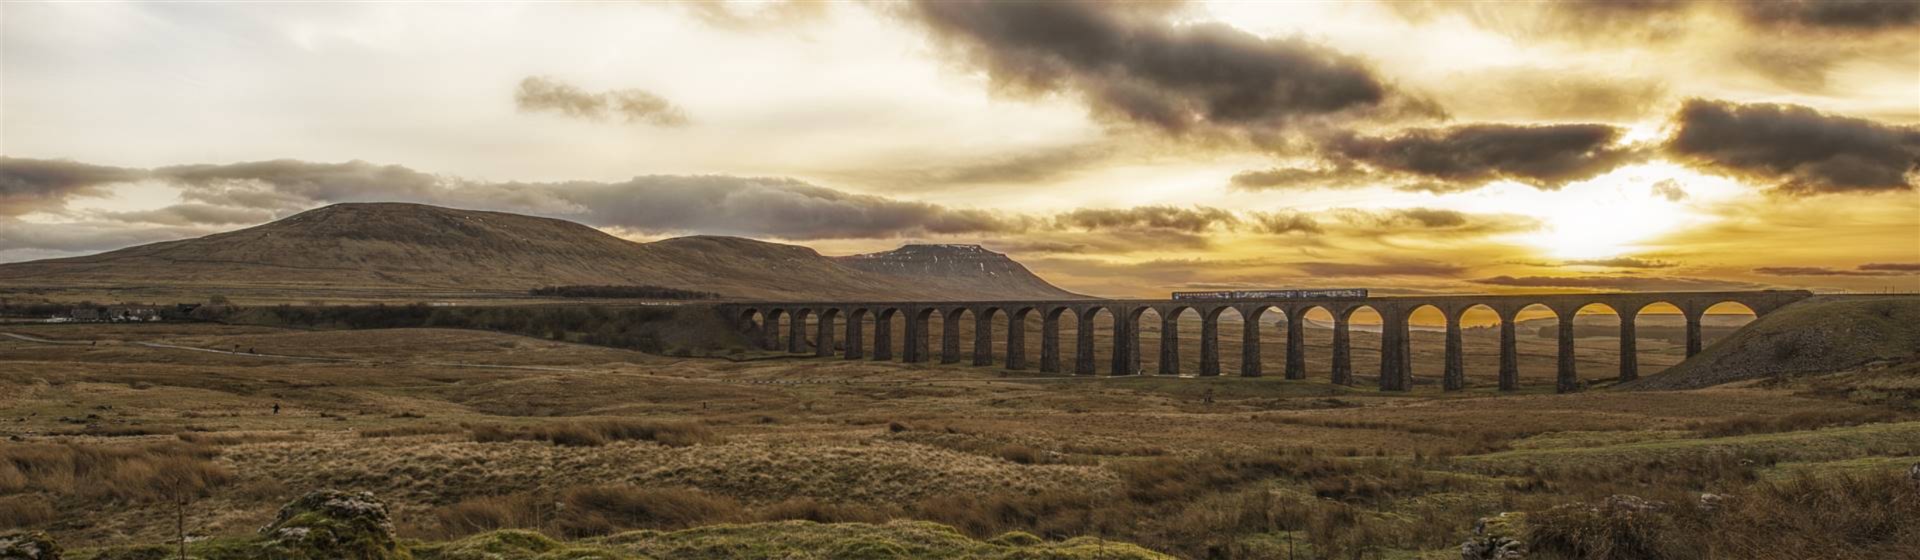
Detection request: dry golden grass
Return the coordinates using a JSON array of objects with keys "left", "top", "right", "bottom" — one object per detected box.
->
[{"left": 1, "top": 322, "right": 1913, "bottom": 559}]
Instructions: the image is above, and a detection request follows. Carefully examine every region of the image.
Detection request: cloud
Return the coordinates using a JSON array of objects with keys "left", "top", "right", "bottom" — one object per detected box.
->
[
  {"left": 1228, "top": 165, "right": 1372, "bottom": 190},
  {"left": 1290, "top": 259, "right": 1466, "bottom": 278},
  {"left": 827, "top": 144, "right": 1113, "bottom": 189},
  {"left": 514, "top": 76, "right": 689, "bottom": 127},
  {"left": 1050, "top": 205, "right": 1237, "bottom": 234},
  {"left": 1559, "top": 257, "right": 1679, "bottom": 269},
  {"left": 1247, "top": 211, "right": 1322, "bottom": 235},
  {"left": 1472, "top": 274, "right": 1758, "bottom": 291},
  {"left": 100, "top": 204, "right": 277, "bottom": 227},
  {"left": 0, "top": 157, "right": 147, "bottom": 216},
  {"left": 1431, "top": 67, "right": 1669, "bottom": 121},
  {"left": 1736, "top": 0, "right": 1920, "bottom": 33},
  {"left": 1332, "top": 207, "right": 1539, "bottom": 235},
  {"left": 1651, "top": 179, "right": 1689, "bottom": 202},
  {"left": 682, "top": 0, "right": 828, "bottom": 30},
  {"left": 903, "top": 0, "right": 1433, "bottom": 136},
  {"left": 1665, "top": 99, "right": 1919, "bottom": 195},
  {"left": 1754, "top": 263, "right": 1920, "bottom": 276},
  {"left": 1322, "top": 124, "right": 1641, "bottom": 190}
]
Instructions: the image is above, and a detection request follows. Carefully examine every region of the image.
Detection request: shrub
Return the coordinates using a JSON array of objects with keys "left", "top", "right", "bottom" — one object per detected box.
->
[
  {"left": 469, "top": 420, "right": 722, "bottom": 448},
  {"left": 755, "top": 498, "right": 893, "bottom": 524},
  {"left": 0, "top": 495, "right": 56, "bottom": 528},
  {"left": 0, "top": 441, "right": 231, "bottom": 502},
  {"left": 434, "top": 493, "right": 549, "bottom": 537}
]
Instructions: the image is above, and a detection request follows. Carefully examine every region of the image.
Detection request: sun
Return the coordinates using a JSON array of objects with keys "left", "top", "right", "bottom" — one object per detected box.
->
[{"left": 1456, "top": 163, "right": 1745, "bottom": 261}]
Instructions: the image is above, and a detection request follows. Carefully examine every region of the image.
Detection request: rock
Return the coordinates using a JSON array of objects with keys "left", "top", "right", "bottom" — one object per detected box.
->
[
  {"left": 0, "top": 531, "right": 62, "bottom": 560},
  {"left": 1461, "top": 512, "right": 1527, "bottom": 560},
  {"left": 1908, "top": 461, "right": 1920, "bottom": 485},
  {"left": 257, "top": 490, "right": 404, "bottom": 560},
  {"left": 1598, "top": 494, "right": 1664, "bottom": 516},
  {"left": 1697, "top": 493, "right": 1729, "bottom": 512}
]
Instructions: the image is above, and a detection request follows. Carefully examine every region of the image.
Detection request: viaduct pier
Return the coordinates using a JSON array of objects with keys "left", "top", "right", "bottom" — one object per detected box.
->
[{"left": 718, "top": 290, "right": 1812, "bottom": 393}]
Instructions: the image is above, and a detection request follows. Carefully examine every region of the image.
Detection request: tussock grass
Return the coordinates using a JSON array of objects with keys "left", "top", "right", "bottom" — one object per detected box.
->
[
  {"left": 359, "top": 424, "right": 464, "bottom": 438},
  {"left": 0, "top": 441, "right": 231, "bottom": 502},
  {"left": 0, "top": 495, "right": 56, "bottom": 527},
  {"left": 471, "top": 420, "right": 721, "bottom": 448},
  {"left": 1689, "top": 408, "right": 1901, "bottom": 438},
  {"left": 176, "top": 431, "right": 307, "bottom": 446},
  {"left": 556, "top": 485, "right": 743, "bottom": 537}
]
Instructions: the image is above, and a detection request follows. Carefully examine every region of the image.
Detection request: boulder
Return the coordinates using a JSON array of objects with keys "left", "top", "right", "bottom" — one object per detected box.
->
[
  {"left": 0, "top": 531, "right": 61, "bottom": 560},
  {"left": 257, "top": 490, "right": 406, "bottom": 560},
  {"left": 1460, "top": 512, "right": 1526, "bottom": 560},
  {"left": 1908, "top": 461, "right": 1920, "bottom": 485}
]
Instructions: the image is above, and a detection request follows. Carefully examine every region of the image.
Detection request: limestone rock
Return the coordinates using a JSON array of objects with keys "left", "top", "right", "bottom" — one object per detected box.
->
[
  {"left": 0, "top": 531, "right": 61, "bottom": 560},
  {"left": 1908, "top": 461, "right": 1920, "bottom": 484},
  {"left": 258, "top": 490, "right": 406, "bottom": 560},
  {"left": 1461, "top": 512, "right": 1527, "bottom": 560}
]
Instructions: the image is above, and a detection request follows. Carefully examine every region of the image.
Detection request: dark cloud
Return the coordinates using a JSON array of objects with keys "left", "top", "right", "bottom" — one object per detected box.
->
[
  {"left": 1332, "top": 207, "right": 1539, "bottom": 235},
  {"left": 1229, "top": 165, "right": 1372, "bottom": 190},
  {"left": 0, "top": 157, "right": 147, "bottom": 215},
  {"left": 1665, "top": 99, "right": 1920, "bottom": 194},
  {"left": 1290, "top": 259, "right": 1466, "bottom": 278},
  {"left": 1560, "top": 257, "right": 1679, "bottom": 269},
  {"left": 904, "top": 0, "right": 1431, "bottom": 136},
  {"left": 1051, "top": 205, "right": 1237, "bottom": 234},
  {"left": 1247, "top": 211, "right": 1322, "bottom": 235},
  {"left": 514, "top": 76, "right": 689, "bottom": 127},
  {"left": 1736, "top": 0, "right": 1920, "bottom": 33},
  {"left": 1472, "top": 274, "right": 1757, "bottom": 291},
  {"left": 1860, "top": 262, "right": 1920, "bottom": 272},
  {"left": 1323, "top": 124, "right": 1640, "bottom": 190}
]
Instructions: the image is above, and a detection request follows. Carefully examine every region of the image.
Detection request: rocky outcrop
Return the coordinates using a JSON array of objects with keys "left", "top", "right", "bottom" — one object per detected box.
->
[
  {"left": 1460, "top": 512, "right": 1526, "bottom": 560},
  {"left": 258, "top": 490, "right": 405, "bottom": 560},
  {"left": 835, "top": 244, "right": 1086, "bottom": 299},
  {"left": 0, "top": 532, "right": 60, "bottom": 560}
]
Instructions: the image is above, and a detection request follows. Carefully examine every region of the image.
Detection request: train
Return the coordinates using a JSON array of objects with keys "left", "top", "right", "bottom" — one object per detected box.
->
[{"left": 1170, "top": 288, "right": 1369, "bottom": 301}]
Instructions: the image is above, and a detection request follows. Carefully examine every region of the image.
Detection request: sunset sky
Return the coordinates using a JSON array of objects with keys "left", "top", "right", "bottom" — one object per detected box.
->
[{"left": 3, "top": 1, "right": 1917, "bottom": 297}]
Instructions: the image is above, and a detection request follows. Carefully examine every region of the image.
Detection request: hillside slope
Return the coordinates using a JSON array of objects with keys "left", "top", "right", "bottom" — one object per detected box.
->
[
  {"left": 0, "top": 203, "right": 1078, "bottom": 301},
  {"left": 1629, "top": 295, "right": 1920, "bottom": 390},
  {"left": 835, "top": 244, "right": 1086, "bottom": 299}
]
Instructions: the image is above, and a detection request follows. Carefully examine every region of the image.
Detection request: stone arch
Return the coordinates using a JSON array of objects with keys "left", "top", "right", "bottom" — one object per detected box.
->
[
  {"left": 1456, "top": 304, "right": 1501, "bottom": 389},
  {"left": 1158, "top": 306, "right": 1199, "bottom": 375},
  {"left": 815, "top": 308, "right": 842, "bottom": 356},
  {"left": 1042, "top": 306, "right": 1080, "bottom": 374},
  {"left": 1006, "top": 306, "right": 1038, "bottom": 370},
  {"left": 1698, "top": 300, "right": 1759, "bottom": 354},
  {"left": 878, "top": 308, "right": 906, "bottom": 361},
  {"left": 1075, "top": 306, "right": 1114, "bottom": 375},
  {"left": 1246, "top": 304, "right": 1286, "bottom": 378},
  {"left": 1128, "top": 306, "right": 1164, "bottom": 375},
  {"left": 939, "top": 307, "right": 974, "bottom": 364},
  {"left": 765, "top": 308, "right": 790, "bottom": 351},
  {"left": 844, "top": 308, "right": 870, "bottom": 360},
  {"left": 1567, "top": 302, "right": 1623, "bottom": 390},
  {"left": 1334, "top": 304, "right": 1384, "bottom": 386},
  {"left": 1405, "top": 304, "right": 1448, "bottom": 389},
  {"left": 1629, "top": 301, "right": 1685, "bottom": 375},
  {"left": 788, "top": 308, "right": 815, "bottom": 353},
  {"left": 1513, "top": 303, "right": 1561, "bottom": 387},
  {"left": 1204, "top": 306, "right": 1248, "bottom": 376},
  {"left": 1296, "top": 305, "right": 1337, "bottom": 381}
]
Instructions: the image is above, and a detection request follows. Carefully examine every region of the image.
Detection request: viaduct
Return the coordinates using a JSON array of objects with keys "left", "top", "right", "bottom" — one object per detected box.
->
[{"left": 717, "top": 290, "right": 1813, "bottom": 393}]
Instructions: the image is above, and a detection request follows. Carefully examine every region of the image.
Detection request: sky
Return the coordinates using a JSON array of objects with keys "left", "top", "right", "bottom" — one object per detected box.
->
[{"left": 2, "top": 0, "right": 1917, "bottom": 298}]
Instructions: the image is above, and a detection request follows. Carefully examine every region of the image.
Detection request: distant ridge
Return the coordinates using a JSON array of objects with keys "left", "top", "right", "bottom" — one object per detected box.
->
[
  {"left": 835, "top": 244, "right": 1086, "bottom": 300},
  {"left": 0, "top": 203, "right": 1079, "bottom": 301}
]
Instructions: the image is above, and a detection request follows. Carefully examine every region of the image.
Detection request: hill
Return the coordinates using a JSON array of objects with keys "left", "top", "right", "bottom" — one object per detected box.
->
[
  {"left": 0, "top": 203, "right": 1078, "bottom": 302},
  {"left": 835, "top": 244, "right": 1085, "bottom": 299},
  {"left": 1628, "top": 295, "right": 1920, "bottom": 390}
]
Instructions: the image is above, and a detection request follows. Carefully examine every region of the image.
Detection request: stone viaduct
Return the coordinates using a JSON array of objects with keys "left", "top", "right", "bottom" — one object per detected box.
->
[{"left": 717, "top": 290, "right": 1813, "bottom": 393}]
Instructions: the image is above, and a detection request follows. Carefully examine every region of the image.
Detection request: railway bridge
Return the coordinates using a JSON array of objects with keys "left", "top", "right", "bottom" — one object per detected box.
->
[{"left": 717, "top": 290, "right": 1813, "bottom": 393}]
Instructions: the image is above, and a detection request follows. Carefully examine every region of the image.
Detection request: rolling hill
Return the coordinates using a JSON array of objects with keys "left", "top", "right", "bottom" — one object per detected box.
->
[
  {"left": 0, "top": 203, "right": 1082, "bottom": 302},
  {"left": 1628, "top": 295, "right": 1920, "bottom": 390}
]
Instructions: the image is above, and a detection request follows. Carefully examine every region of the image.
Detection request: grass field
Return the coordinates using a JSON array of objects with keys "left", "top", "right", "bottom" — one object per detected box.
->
[{"left": 2, "top": 322, "right": 1915, "bottom": 559}]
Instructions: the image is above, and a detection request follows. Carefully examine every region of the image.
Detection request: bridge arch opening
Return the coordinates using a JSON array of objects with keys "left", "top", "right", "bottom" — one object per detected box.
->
[
  {"left": 1299, "top": 306, "right": 1336, "bottom": 381},
  {"left": 1079, "top": 306, "right": 1117, "bottom": 375},
  {"left": 1129, "top": 307, "right": 1163, "bottom": 375},
  {"left": 941, "top": 307, "right": 975, "bottom": 364},
  {"left": 1406, "top": 304, "right": 1447, "bottom": 388},
  {"left": 1007, "top": 306, "right": 1038, "bottom": 370},
  {"left": 1045, "top": 307, "right": 1081, "bottom": 374},
  {"left": 794, "top": 308, "right": 818, "bottom": 353},
  {"left": 1248, "top": 305, "right": 1286, "bottom": 378},
  {"left": 1571, "top": 302, "right": 1622, "bottom": 387},
  {"left": 765, "top": 308, "right": 790, "bottom": 351},
  {"left": 1631, "top": 301, "right": 1685, "bottom": 376},
  {"left": 1702, "top": 301, "right": 1759, "bottom": 349},
  {"left": 737, "top": 309, "right": 765, "bottom": 345},
  {"left": 880, "top": 308, "right": 906, "bottom": 361},
  {"left": 816, "top": 308, "right": 841, "bottom": 354},
  {"left": 1206, "top": 306, "right": 1247, "bottom": 376},
  {"left": 1340, "top": 305, "right": 1383, "bottom": 386},
  {"left": 1458, "top": 304, "right": 1501, "bottom": 388},
  {"left": 1162, "top": 306, "right": 1199, "bottom": 375},
  {"left": 1514, "top": 303, "right": 1560, "bottom": 385}
]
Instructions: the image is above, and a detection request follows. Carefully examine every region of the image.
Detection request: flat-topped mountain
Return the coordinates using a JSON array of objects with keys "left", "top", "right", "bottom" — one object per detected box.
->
[
  {"left": 0, "top": 203, "right": 1078, "bottom": 301},
  {"left": 836, "top": 244, "right": 1084, "bottom": 299}
]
